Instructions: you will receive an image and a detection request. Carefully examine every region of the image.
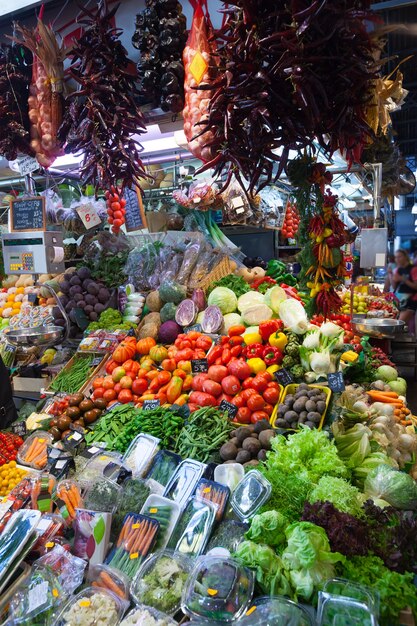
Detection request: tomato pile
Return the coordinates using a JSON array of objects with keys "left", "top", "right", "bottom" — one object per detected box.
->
[
  {"left": 310, "top": 313, "right": 361, "bottom": 345},
  {"left": 281, "top": 203, "right": 300, "bottom": 240},
  {"left": 0, "top": 432, "right": 24, "bottom": 465},
  {"left": 105, "top": 186, "right": 127, "bottom": 234}
]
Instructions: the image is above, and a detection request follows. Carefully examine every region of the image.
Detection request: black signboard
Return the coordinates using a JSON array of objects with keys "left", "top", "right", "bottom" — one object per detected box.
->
[
  {"left": 12, "top": 421, "right": 26, "bottom": 437},
  {"left": 327, "top": 372, "right": 345, "bottom": 392},
  {"left": 274, "top": 368, "right": 293, "bottom": 386},
  {"left": 73, "top": 308, "right": 90, "bottom": 331},
  {"left": 184, "top": 324, "right": 202, "bottom": 334},
  {"left": 219, "top": 400, "right": 238, "bottom": 419},
  {"left": 143, "top": 399, "right": 160, "bottom": 410},
  {"left": 123, "top": 187, "right": 147, "bottom": 232},
  {"left": 10, "top": 197, "right": 45, "bottom": 232},
  {"left": 191, "top": 358, "right": 209, "bottom": 374}
]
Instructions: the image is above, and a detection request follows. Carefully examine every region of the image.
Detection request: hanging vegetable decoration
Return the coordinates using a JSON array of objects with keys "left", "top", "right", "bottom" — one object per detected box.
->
[
  {"left": 281, "top": 203, "right": 300, "bottom": 241},
  {"left": 0, "top": 44, "right": 33, "bottom": 161},
  {"left": 288, "top": 156, "right": 347, "bottom": 318},
  {"left": 105, "top": 186, "right": 127, "bottom": 234},
  {"left": 58, "top": 1, "right": 148, "bottom": 191},
  {"left": 13, "top": 18, "right": 66, "bottom": 168},
  {"left": 133, "top": 0, "right": 187, "bottom": 113},
  {"left": 196, "top": 0, "right": 378, "bottom": 193},
  {"left": 182, "top": 0, "right": 218, "bottom": 162}
]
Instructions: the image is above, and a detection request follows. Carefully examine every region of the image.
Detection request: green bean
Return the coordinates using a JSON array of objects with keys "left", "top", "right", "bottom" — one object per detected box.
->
[
  {"left": 175, "top": 407, "right": 233, "bottom": 463},
  {"left": 50, "top": 354, "right": 93, "bottom": 394}
]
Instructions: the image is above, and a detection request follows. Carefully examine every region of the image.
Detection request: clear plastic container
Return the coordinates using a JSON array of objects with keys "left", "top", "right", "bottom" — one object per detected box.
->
[
  {"left": 122, "top": 434, "right": 160, "bottom": 477},
  {"left": 35, "top": 544, "right": 86, "bottom": 595},
  {"left": 316, "top": 596, "right": 379, "bottom": 626},
  {"left": 119, "top": 605, "right": 177, "bottom": 626},
  {"left": 17, "top": 431, "right": 52, "bottom": 470},
  {"left": 9, "top": 566, "right": 66, "bottom": 626},
  {"left": 195, "top": 478, "right": 230, "bottom": 523},
  {"left": 238, "top": 596, "right": 314, "bottom": 626},
  {"left": 55, "top": 479, "right": 84, "bottom": 523},
  {"left": 163, "top": 459, "right": 206, "bottom": 506},
  {"left": 214, "top": 464, "right": 244, "bottom": 493},
  {"left": 106, "top": 513, "right": 159, "bottom": 579},
  {"left": 54, "top": 587, "right": 124, "bottom": 626},
  {"left": 182, "top": 555, "right": 254, "bottom": 623},
  {"left": 75, "top": 451, "right": 124, "bottom": 491},
  {"left": 83, "top": 477, "right": 121, "bottom": 513},
  {"left": 320, "top": 579, "right": 379, "bottom": 616},
  {"left": 144, "top": 450, "right": 182, "bottom": 487},
  {"left": 230, "top": 470, "right": 272, "bottom": 520},
  {"left": 131, "top": 550, "right": 192, "bottom": 616},
  {"left": 32, "top": 513, "right": 65, "bottom": 556},
  {"left": 0, "top": 510, "right": 41, "bottom": 589},
  {"left": 111, "top": 478, "right": 152, "bottom": 542},
  {"left": 140, "top": 495, "right": 181, "bottom": 550},
  {"left": 205, "top": 520, "right": 249, "bottom": 555},
  {"left": 167, "top": 498, "right": 216, "bottom": 557},
  {"left": 87, "top": 563, "right": 130, "bottom": 602},
  {"left": 31, "top": 474, "right": 56, "bottom": 513},
  {"left": 73, "top": 509, "right": 112, "bottom": 566}
]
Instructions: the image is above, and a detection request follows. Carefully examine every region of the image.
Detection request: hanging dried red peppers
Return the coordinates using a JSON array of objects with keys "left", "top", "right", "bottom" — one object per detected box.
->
[
  {"left": 58, "top": 1, "right": 148, "bottom": 191},
  {"left": 196, "top": 0, "right": 379, "bottom": 193},
  {"left": 0, "top": 44, "right": 33, "bottom": 161}
]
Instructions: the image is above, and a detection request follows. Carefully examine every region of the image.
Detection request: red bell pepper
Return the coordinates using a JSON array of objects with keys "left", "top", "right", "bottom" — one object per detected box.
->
[
  {"left": 242, "top": 343, "right": 265, "bottom": 358},
  {"left": 259, "top": 319, "right": 283, "bottom": 342},
  {"left": 262, "top": 345, "right": 284, "bottom": 365}
]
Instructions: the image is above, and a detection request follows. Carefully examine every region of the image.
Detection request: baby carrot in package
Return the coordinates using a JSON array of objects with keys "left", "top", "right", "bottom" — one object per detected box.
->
[{"left": 17, "top": 431, "right": 52, "bottom": 470}]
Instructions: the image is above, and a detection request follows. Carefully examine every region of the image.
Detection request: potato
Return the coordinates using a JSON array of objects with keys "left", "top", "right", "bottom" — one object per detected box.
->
[
  {"left": 293, "top": 397, "right": 307, "bottom": 412},
  {"left": 305, "top": 421, "right": 315, "bottom": 429},
  {"left": 307, "top": 411, "right": 321, "bottom": 423},
  {"left": 284, "top": 410, "right": 298, "bottom": 423},
  {"left": 236, "top": 449, "right": 252, "bottom": 464},
  {"left": 220, "top": 442, "right": 238, "bottom": 461},
  {"left": 258, "top": 429, "right": 275, "bottom": 450},
  {"left": 305, "top": 400, "right": 317, "bottom": 412},
  {"left": 258, "top": 449, "right": 267, "bottom": 462},
  {"left": 229, "top": 437, "right": 239, "bottom": 447},
  {"left": 316, "top": 401, "right": 326, "bottom": 414},
  {"left": 242, "top": 438, "right": 262, "bottom": 457},
  {"left": 235, "top": 427, "right": 252, "bottom": 444},
  {"left": 243, "top": 460, "right": 259, "bottom": 468},
  {"left": 275, "top": 418, "right": 288, "bottom": 428}
]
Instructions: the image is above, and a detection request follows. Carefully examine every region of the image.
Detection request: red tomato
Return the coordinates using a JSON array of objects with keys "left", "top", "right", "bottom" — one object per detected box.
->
[
  {"left": 247, "top": 394, "right": 265, "bottom": 412},
  {"left": 105, "top": 360, "right": 117, "bottom": 375},
  {"left": 251, "top": 375, "right": 268, "bottom": 393},
  {"left": 227, "top": 360, "right": 251, "bottom": 381},
  {"left": 236, "top": 407, "right": 251, "bottom": 424},
  {"left": 217, "top": 393, "right": 233, "bottom": 405},
  {"left": 207, "top": 365, "right": 228, "bottom": 383},
  {"left": 202, "top": 379, "right": 222, "bottom": 397},
  {"left": 92, "top": 388, "right": 105, "bottom": 399},
  {"left": 92, "top": 377, "right": 104, "bottom": 390},
  {"left": 124, "top": 370, "right": 135, "bottom": 380},
  {"left": 113, "top": 383, "right": 122, "bottom": 394},
  {"left": 195, "top": 336, "right": 213, "bottom": 351},
  {"left": 221, "top": 375, "right": 241, "bottom": 396},
  {"left": 264, "top": 403, "right": 274, "bottom": 416},
  {"left": 189, "top": 391, "right": 218, "bottom": 407},
  {"left": 266, "top": 381, "right": 280, "bottom": 389},
  {"left": 231, "top": 395, "right": 245, "bottom": 408},
  {"left": 242, "top": 377, "right": 255, "bottom": 390},
  {"left": 132, "top": 378, "right": 148, "bottom": 395},
  {"left": 118, "top": 389, "right": 133, "bottom": 404},
  {"left": 258, "top": 371, "right": 273, "bottom": 383},
  {"left": 122, "top": 359, "right": 136, "bottom": 372},
  {"left": 102, "top": 376, "right": 115, "bottom": 390},
  {"left": 240, "top": 388, "right": 257, "bottom": 403},
  {"left": 191, "top": 373, "right": 209, "bottom": 392},
  {"left": 192, "top": 349, "right": 207, "bottom": 360},
  {"left": 251, "top": 411, "right": 270, "bottom": 423},
  {"left": 103, "top": 389, "right": 117, "bottom": 401},
  {"left": 120, "top": 376, "right": 133, "bottom": 389},
  {"left": 263, "top": 387, "right": 280, "bottom": 405}
]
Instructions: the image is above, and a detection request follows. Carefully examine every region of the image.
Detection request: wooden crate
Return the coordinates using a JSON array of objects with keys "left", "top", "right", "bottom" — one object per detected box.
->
[{"left": 45, "top": 352, "right": 108, "bottom": 395}]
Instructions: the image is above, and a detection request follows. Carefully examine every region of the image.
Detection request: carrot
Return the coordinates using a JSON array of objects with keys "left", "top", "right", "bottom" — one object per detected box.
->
[
  {"left": 36, "top": 455, "right": 48, "bottom": 468},
  {"left": 117, "top": 516, "right": 133, "bottom": 546},
  {"left": 25, "top": 439, "right": 44, "bottom": 462},
  {"left": 367, "top": 391, "right": 399, "bottom": 403},
  {"left": 401, "top": 420, "right": 413, "bottom": 426},
  {"left": 132, "top": 521, "right": 149, "bottom": 554},
  {"left": 98, "top": 572, "right": 124, "bottom": 598},
  {"left": 368, "top": 390, "right": 399, "bottom": 399}
]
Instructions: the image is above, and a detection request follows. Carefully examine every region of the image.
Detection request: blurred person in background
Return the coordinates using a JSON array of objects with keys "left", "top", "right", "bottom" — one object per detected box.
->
[
  {"left": 384, "top": 254, "right": 397, "bottom": 293},
  {"left": 392, "top": 249, "right": 417, "bottom": 327}
]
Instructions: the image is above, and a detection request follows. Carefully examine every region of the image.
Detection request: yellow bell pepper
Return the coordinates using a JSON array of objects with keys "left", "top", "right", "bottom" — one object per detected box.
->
[
  {"left": 268, "top": 331, "right": 288, "bottom": 351},
  {"left": 341, "top": 351, "right": 359, "bottom": 364},
  {"left": 267, "top": 364, "right": 281, "bottom": 375},
  {"left": 243, "top": 332, "right": 262, "bottom": 345},
  {"left": 247, "top": 358, "right": 266, "bottom": 374}
]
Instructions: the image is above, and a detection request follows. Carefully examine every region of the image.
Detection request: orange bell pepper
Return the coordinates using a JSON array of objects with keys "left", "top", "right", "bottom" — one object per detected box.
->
[
  {"left": 166, "top": 376, "right": 183, "bottom": 404},
  {"left": 182, "top": 374, "right": 193, "bottom": 391}
]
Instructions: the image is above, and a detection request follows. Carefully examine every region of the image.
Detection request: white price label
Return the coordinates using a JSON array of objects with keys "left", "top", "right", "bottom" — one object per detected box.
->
[
  {"left": 18, "top": 156, "right": 39, "bottom": 176},
  {"left": 76, "top": 203, "right": 101, "bottom": 230}
]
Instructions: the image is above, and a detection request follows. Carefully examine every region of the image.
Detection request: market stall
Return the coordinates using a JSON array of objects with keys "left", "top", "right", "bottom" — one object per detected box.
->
[{"left": 0, "top": 0, "right": 415, "bottom": 624}]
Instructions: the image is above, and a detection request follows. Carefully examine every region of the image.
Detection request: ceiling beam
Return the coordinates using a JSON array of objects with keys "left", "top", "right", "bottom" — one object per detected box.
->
[{"left": 372, "top": 0, "right": 417, "bottom": 9}]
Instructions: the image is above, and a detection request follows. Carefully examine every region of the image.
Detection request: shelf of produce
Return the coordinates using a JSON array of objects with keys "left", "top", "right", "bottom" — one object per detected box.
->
[
  {"left": 270, "top": 384, "right": 331, "bottom": 430},
  {"left": 44, "top": 353, "right": 108, "bottom": 396}
]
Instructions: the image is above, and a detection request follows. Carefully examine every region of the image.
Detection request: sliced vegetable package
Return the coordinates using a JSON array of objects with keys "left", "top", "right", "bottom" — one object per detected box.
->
[
  {"left": 88, "top": 563, "right": 130, "bottom": 602},
  {"left": 119, "top": 604, "right": 177, "bottom": 626},
  {"left": 231, "top": 470, "right": 272, "bottom": 520},
  {"left": 32, "top": 513, "right": 65, "bottom": 557},
  {"left": 163, "top": 458, "right": 206, "bottom": 506},
  {"left": 106, "top": 512, "right": 159, "bottom": 579},
  {"left": 122, "top": 434, "right": 160, "bottom": 478},
  {"left": 111, "top": 478, "right": 153, "bottom": 542},
  {"left": 205, "top": 519, "right": 249, "bottom": 555},
  {"left": 54, "top": 479, "right": 84, "bottom": 523},
  {"left": 141, "top": 494, "right": 181, "bottom": 550},
  {"left": 239, "top": 596, "right": 314, "bottom": 626},
  {"left": 83, "top": 476, "right": 121, "bottom": 513},
  {"left": 35, "top": 544, "right": 86, "bottom": 594},
  {"left": 131, "top": 550, "right": 192, "bottom": 616},
  {"left": 76, "top": 451, "right": 125, "bottom": 492},
  {"left": 9, "top": 566, "right": 66, "bottom": 626},
  {"left": 144, "top": 450, "right": 182, "bottom": 488},
  {"left": 17, "top": 431, "right": 52, "bottom": 469},
  {"left": 73, "top": 508, "right": 112, "bottom": 566},
  {"left": 31, "top": 474, "right": 56, "bottom": 513},
  {"left": 195, "top": 478, "right": 230, "bottom": 522},
  {"left": 167, "top": 497, "right": 215, "bottom": 557},
  {"left": 55, "top": 587, "right": 124, "bottom": 626}
]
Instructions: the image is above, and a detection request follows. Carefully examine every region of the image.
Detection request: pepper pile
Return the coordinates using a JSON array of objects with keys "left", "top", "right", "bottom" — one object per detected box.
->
[
  {"left": 266, "top": 260, "right": 297, "bottom": 287},
  {"left": 133, "top": 0, "right": 187, "bottom": 113},
  {"left": 59, "top": 1, "right": 148, "bottom": 191}
]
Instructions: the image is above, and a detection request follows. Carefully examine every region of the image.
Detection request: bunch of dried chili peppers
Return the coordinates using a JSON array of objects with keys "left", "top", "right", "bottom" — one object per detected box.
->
[
  {"left": 289, "top": 157, "right": 346, "bottom": 318},
  {"left": 59, "top": 1, "right": 148, "bottom": 191},
  {"left": 196, "top": 0, "right": 379, "bottom": 193},
  {"left": 0, "top": 44, "right": 33, "bottom": 161}
]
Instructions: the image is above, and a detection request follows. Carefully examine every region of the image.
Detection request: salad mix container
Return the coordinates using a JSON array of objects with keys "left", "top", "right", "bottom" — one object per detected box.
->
[
  {"left": 230, "top": 470, "right": 272, "bottom": 520},
  {"left": 122, "top": 434, "right": 160, "bottom": 477}
]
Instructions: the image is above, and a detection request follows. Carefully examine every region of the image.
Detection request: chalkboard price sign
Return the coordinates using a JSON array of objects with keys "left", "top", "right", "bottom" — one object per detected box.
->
[
  {"left": 123, "top": 187, "right": 147, "bottom": 232},
  {"left": 184, "top": 324, "right": 202, "bottom": 334},
  {"left": 12, "top": 421, "right": 26, "bottom": 437},
  {"left": 143, "top": 399, "right": 160, "bottom": 410},
  {"left": 274, "top": 368, "right": 293, "bottom": 386},
  {"left": 219, "top": 400, "right": 238, "bottom": 419},
  {"left": 10, "top": 196, "right": 46, "bottom": 232},
  {"left": 191, "top": 358, "right": 209, "bottom": 373},
  {"left": 327, "top": 372, "right": 345, "bottom": 392}
]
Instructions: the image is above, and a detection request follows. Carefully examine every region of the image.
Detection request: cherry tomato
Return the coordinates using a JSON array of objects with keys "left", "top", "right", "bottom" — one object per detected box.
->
[{"left": 251, "top": 411, "right": 270, "bottom": 423}]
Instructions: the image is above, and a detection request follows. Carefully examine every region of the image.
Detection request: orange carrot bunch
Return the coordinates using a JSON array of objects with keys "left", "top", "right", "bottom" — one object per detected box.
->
[
  {"left": 19, "top": 433, "right": 51, "bottom": 469},
  {"left": 55, "top": 480, "right": 83, "bottom": 521}
]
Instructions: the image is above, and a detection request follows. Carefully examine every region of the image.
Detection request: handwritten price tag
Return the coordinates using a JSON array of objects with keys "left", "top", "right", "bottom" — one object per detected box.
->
[
  {"left": 76, "top": 203, "right": 101, "bottom": 230},
  {"left": 18, "top": 156, "right": 39, "bottom": 176}
]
